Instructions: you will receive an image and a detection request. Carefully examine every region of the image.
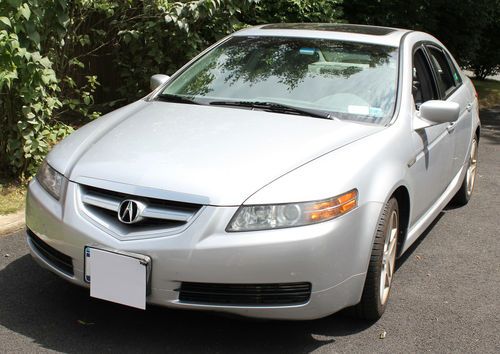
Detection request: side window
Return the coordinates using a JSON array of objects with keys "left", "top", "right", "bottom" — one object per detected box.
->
[
  {"left": 412, "top": 48, "right": 438, "bottom": 110},
  {"left": 426, "top": 46, "right": 457, "bottom": 97},
  {"left": 444, "top": 51, "right": 463, "bottom": 86}
]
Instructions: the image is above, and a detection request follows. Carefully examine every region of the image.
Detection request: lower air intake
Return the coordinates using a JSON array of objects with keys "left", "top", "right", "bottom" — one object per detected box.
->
[
  {"left": 179, "top": 282, "right": 311, "bottom": 306},
  {"left": 27, "top": 229, "right": 74, "bottom": 276}
]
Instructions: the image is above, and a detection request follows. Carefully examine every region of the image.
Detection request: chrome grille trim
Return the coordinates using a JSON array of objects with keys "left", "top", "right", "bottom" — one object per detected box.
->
[
  {"left": 81, "top": 193, "right": 193, "bottom": 222},
  {"left": 140, "top": 206, "right": 192, "bottom": 222},
  {"left": 77, "top": 184, "right": 204, "bottom": 240},
  {"left": 81, "top": 194, "right": 120, "bottom": 212}
]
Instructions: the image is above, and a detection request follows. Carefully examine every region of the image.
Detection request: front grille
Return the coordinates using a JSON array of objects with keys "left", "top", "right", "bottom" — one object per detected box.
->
[
  {"left": 79, "top": 185, "right": 203, "bottom": 238},
  {"left": 27, "top": 229, "right": 74, "bottom": 276},
  {"left": 179, "top": 282, "right": 312, "bottom": 306}
]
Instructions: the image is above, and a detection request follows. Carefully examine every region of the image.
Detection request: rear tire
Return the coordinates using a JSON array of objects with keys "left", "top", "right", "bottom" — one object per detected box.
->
[
  {"left": 452, "top": 137, "right": 478, "bottom": 206},
  {"left": 354, "top": 197, "right": 399, "bottom": 320}
]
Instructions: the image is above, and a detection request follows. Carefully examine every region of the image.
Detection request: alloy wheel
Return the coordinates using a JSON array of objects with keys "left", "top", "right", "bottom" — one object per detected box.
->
[
  {"left": 466, "top": 139, "right": 478, "bottom": 196},
  {"left": 380, "top": 209, "right": 398, "bottom": 305}
]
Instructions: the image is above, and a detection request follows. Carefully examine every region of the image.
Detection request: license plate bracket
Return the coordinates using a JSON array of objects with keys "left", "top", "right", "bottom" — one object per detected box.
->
[{"left": 84, "top": 246, "right": 151, "bottom": 310}]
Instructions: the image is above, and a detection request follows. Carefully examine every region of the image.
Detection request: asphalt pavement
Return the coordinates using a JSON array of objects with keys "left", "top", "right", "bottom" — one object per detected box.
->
[{"left": 0, "top": 108, "right": 499, "bottom": 353}]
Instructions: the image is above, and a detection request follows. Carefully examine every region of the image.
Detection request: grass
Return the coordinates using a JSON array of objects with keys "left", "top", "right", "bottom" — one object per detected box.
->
[
  {"left": 471, "top": 78, "right": 500, "bottom": 109},
  {"left": 0, "top": 178, "right": 26, "bottom": 215}
]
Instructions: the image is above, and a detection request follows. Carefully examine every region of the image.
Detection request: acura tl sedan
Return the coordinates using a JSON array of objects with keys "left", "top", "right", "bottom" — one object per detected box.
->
[{"left": 26, "top": 24, "right": 480, "bottom": 320}]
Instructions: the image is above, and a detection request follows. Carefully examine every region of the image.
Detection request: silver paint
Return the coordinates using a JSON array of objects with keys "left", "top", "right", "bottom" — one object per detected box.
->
[{"left": 26, "top": 25, "right": 480, "bottom": 320}]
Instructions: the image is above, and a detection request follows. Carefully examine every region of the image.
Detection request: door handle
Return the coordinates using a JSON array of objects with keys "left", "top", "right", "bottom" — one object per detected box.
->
[
  {"left": 466, "top": 103, "right": 473, "bottom": 112},
  {"left": 447, "top": 121, "right": 457, "bottom": 133}
]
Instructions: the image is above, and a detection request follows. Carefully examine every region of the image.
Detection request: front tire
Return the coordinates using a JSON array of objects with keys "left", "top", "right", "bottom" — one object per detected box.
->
[{"left": 354, "top": 197, "right": 399, "bottom": 320}]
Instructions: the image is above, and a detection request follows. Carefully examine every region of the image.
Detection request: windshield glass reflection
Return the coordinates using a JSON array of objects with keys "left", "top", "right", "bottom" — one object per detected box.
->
[{"left": 162, "top": 36, "right": 399, "bottom": 124}]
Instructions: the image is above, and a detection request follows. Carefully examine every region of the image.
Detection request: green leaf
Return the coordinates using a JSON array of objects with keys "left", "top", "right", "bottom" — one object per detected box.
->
[
  {"left": 0, "top": 17, "right": 12, "bottom": 28},
  {"left": 56, "top": 11, "right": 70, "bottom": 27},
  {"left": 10, "top": 38, "right": 19, "bottom": 49},
  {"left": 32, "top": 102, "right": 42, "bottom": 112},
  {"left": 46, "top": 97, "right": 57, "bottom": 108},
  {"left": 39, "top": 56, "right": 51, "bottom": 68},
  {"left": 69, "top": 58, "right": 84, "bottom": 68},
  {"left": 31, "top": 51, "right": 41, "bottom": 62},
  {"left": 27, "top": 30, "right": 40, "bottom": 44},
  {"left": 19, "top": 3, "right": 31, "bottom": 21}
]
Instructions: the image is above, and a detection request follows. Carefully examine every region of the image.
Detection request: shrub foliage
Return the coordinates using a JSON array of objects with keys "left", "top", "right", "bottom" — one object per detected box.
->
[
  {"left": 0, "top": 0, "right": 100, "bottom": 177},
  {"left": 0, "top": 0, "right": 497, "bottom": 178},
  {"left": 0, "top": 0, "right": 342, "bottom": 177}
]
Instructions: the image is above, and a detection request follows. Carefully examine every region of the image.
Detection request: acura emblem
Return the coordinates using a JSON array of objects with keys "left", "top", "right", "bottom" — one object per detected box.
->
[{"left": 118, "top": 199, "right": 144, "bottom": 224}]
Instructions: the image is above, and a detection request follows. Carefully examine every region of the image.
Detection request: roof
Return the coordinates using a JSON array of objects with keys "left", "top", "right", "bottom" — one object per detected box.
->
[{"left": 233, "top": 24, "right": 410, "bottom": 47}]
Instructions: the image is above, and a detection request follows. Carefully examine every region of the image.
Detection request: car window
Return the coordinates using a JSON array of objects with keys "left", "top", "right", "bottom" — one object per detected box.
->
[
  {"left": 426, "top": 46, "right": 457, "bottom": 97},
  {"left": 412, "top": 48, "right": 438, "bottom": 109},
  {"left": 444, "top": 51, "right": 463, "bottom": 86},
  {"left": 162, "top": 36, "right": 399, "bottom": 125}
]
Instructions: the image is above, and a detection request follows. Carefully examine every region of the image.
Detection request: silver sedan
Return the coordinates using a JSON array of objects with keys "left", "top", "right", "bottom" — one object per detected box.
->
[{"left": 26, "top": 24, "right": 480, "bottom": 320}]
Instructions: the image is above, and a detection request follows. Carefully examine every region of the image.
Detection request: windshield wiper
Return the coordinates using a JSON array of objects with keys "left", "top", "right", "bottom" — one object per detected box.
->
[
  {"left": 209, "top": 100, "right": 334, "bottom": 119},
  {"left": 156, "top": 93, "right": 200, "bottom": 105}
]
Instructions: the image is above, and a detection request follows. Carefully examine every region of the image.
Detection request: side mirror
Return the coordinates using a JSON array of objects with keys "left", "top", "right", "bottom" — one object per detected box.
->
[
  {"left": 419, "top": 100, "right": 459, "bottom": 124},
  {"left": 150, "top": 74, "right": 170, "bottom": 91}
]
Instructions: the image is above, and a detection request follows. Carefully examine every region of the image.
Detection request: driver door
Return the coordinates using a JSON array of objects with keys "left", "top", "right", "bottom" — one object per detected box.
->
[
  {"left": 424, "top": 44, "right": 473, "bottom": 176},
  {"left": 409, "top": 46, "right": 454, "bottom": 224}
]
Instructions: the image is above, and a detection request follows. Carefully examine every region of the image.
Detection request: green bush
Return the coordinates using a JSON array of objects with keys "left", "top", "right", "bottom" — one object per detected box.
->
[
  {"left": 468, "top": 4, "right": 500, "bottom": 79},
  {"left": 0, "top": 0, "right": 100, "bottom": 178},
  {"left": 342, "top": 0, "right": 499, "bottom": 69},
  {"left": 1, "top": 0, "right": 498, "bottom": 179},
  {"left": 108, "top": 0, "right": 342, "bottom": 102},
  {"left": 1, "top": 0, "right": 343, "bottom": 178}
]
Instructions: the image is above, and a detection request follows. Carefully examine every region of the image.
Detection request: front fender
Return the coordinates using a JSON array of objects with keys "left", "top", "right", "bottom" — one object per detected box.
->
[
  {"left": 244, "top": 123, "right": 414, "bottom": 283},
  {"left": 244, "top": 125, "right": 413, "bottom": 208}
]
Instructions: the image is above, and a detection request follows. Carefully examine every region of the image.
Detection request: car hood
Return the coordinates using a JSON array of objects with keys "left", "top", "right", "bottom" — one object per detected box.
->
[{"left": 65, "top": 101, "right": 383, "bottom": 206}]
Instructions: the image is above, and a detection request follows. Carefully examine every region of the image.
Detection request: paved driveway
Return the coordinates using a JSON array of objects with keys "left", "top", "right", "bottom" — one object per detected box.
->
[{"left": 1, "top": 108, "right": 499, "bottom": 353}]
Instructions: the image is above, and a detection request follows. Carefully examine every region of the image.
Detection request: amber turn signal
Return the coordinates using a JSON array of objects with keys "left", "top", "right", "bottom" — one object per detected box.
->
[{"left": 306, "top": 189, "right": 358, "bottom": 222}]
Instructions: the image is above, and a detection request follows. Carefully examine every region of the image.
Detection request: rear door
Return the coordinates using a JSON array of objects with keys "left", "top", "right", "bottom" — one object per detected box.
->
[{"left": 424, "top": 44, "right": 473, "bottom": 177}]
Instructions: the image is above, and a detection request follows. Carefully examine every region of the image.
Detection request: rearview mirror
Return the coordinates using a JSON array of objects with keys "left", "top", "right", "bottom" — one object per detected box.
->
[
  {"left": 150, "top": 74, "right": 170, "bottom": 91},
  {"left": 419, "top": 100, "right": 459, "bottom": 124}
]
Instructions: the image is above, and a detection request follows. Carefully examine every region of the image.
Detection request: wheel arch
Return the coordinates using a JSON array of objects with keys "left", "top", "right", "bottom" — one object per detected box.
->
[
  {"left": 391, "top": 186, "right": 411, "bottom": 257},
  {"left": 362, "top": 179, "right": 411, "bottom": 265}
]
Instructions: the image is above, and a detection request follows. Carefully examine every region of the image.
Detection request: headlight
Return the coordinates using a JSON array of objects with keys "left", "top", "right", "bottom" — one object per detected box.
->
[
  {"left": 36, "top": 161, "right": 64, "bottom": 200},
  {"left": 227, "top": 189, "right": 358, "bottom": 232}
]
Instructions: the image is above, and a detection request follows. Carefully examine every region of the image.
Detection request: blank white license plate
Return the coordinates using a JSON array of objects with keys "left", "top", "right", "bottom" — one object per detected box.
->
[{"left": 84, "top": 247, "right": 151, "bottom": 310}]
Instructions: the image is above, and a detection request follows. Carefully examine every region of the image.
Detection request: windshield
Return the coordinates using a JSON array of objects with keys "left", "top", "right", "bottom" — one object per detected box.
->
[{"left": 161, "top": 36, "right": 399, "bottom": 125}]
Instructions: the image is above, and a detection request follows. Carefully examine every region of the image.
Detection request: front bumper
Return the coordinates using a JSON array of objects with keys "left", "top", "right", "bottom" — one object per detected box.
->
[{"left": 26, "top": 179, "right": 382, "bottom": 320}]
